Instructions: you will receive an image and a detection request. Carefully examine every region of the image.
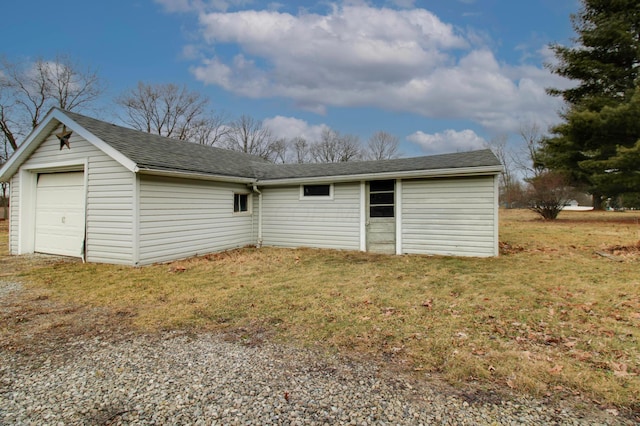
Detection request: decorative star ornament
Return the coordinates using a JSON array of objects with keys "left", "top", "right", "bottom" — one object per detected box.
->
[{"left": 56, "top": 125, "right": 73, "bottom": 150}]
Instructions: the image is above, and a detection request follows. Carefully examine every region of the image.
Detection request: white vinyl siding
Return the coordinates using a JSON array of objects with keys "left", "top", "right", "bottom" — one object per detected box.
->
[
  {"left": 261, "top": 182, "right": 360, "bottom": 250},
  {"left": 16, "top": 127, "right": 135, "bottom": 264},
  {"left": 9, "top": 174, "right": 19, "bottom": 254},
  {"left": 138, "top": 176, "right": 254, "bottom": 265},
  {"left": 85, "top": 156, "right": 135, "bottom": 265},
  {"left": 401, "top": 176, "right": 497, "bottom": 257}
]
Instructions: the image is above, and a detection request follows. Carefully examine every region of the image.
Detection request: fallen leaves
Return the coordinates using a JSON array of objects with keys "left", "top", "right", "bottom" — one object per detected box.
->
[
  {"left": 499, "top": 241, "right": 525, "bottom": 254},
  {"left": 548, "top": 364, "right": 564, "bottom": 375},
  {"left": 602, "top": 240, "right": 640, "bottom": 260},
  {"left": 571, "top": 350, "right": 593, "bottom": 361},
  {"left": 610, "top": 362, "right": 633, "bottom": 377}
]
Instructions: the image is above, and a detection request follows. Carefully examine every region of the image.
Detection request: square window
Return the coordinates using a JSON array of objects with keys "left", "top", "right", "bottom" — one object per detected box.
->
[{"left": 234, "top": 193, "right": 249, "bottom": 213}]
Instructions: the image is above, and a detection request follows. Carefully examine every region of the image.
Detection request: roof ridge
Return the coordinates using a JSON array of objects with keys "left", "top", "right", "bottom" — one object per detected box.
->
[{"left": 53, "top": 109, "right": 502, "bottom": 181}]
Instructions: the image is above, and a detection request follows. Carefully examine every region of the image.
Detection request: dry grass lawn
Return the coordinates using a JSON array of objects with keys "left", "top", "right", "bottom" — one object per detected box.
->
[{"left": 1, "top": 209, "right": 639, "bottom": 414}]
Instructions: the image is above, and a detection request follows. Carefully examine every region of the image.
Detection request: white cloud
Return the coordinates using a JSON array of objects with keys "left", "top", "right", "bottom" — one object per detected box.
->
[
  {"left": 176, "top": 2, "right": 572, "bottom": 134},
  {"left": 407, "top": 129, "right": 486, "bottom": 155},
  {"left": 262, "top": 116, "right": 329, "bottom": 142}
]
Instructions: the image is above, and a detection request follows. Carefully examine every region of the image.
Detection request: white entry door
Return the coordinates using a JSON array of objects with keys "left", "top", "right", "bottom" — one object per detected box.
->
[
  {"left": 34, "top": 172, "right": 85, "bottom": 257},
  {"left": 366, "top": 180, "right": 396, "bottom": 254}
]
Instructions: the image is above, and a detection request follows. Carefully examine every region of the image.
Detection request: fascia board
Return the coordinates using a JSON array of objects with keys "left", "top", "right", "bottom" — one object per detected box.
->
[
  {"left": 256, "top": 165, "right": 504, "bottom": 186},
  {"left": 136, "top": 168, "right": 257, "bottom": 184}
]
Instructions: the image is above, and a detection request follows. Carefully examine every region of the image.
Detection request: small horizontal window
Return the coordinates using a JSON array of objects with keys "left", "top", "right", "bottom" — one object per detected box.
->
[
  {"left": 303, "top": 184, "right": 331, "bottom": 196},
  {"left": 300, "top": 184, "right": 333, "bottom": 199},
  {"left": 234, "top": 193, "right": 249, "bottom": 213}
]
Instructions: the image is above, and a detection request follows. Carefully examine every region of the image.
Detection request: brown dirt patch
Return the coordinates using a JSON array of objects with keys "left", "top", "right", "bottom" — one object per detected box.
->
[
  {"left": 602, "top": 241, "right": 640, "bottom": 261},
  {"left": 498, "top": 241, "right": 526, "bottom": 255},
  {"left": 0, "top": 279, "right": 136, "bottom": 359}
]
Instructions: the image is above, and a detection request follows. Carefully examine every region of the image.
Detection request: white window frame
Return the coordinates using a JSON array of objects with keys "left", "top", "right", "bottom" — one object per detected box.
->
[
  {"left": 233, "top": 192, "right": 252, "bottom": 215},
  {"left": 299, "top": 183, "right": 334, "bottom": 200}
]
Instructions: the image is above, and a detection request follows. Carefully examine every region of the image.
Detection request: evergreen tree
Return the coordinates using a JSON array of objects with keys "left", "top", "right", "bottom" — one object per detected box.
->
[{"left": 543, "top": 0, "right": 640, "bottom": 208}]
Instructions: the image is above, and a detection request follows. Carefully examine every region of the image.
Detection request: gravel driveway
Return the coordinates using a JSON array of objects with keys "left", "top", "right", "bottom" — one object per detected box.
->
[{"left": 0, "top": 280, "right": 631, "bottom": 425}]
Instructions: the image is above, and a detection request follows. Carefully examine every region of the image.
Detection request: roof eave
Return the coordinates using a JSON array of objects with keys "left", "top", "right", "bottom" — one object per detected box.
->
[
  {"left": 255, "top": 164, "right": 504, "bottom": 186},
  {"left": 136, "top": 167, "right": 257, "bottom": 184}
]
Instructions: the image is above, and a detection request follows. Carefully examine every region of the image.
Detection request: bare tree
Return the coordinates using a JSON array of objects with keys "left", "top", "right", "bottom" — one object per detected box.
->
[
  {"left": 516, "top": 123, "right": 546, "bottom": 179},
  {"left": 486, "top": 134, "right": 521, "bottom": 207},
  {"left": 189, "top": 114, "right": 230, "bottom": 146},
  {"left": 116, "top": 82, "right": 218, "bottom": 141},
  {"left": 270, "top": 138, "right": 289, "bottom": 164},
  {"left": 338, "top": 134, "right": 363, "bottom": 162},
  {"left": 224, "top": 114, "right": 276, "bottom": 160},
  {"left": 0, "top": 103, "right": 18, "bottom": 154},
  {"left": 0, "top": 55, "right": 104, "bottom": 152},
  {"left": 365, "top": 131, "right": 400, "bottom": 160},
  {"left": 43, "top": 56, "right": 103, "bottom": 112},
  {"left": 311, "top": 129, "right": 362, "bottom": 163},
  {"left": 290, "top": 136, "right": 312, "bottom": 163}
]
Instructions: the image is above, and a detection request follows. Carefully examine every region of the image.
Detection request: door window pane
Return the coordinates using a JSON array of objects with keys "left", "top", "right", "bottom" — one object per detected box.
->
[
  {"left": 369, "top": 180, "right": 395, "bottom": 192},
  {"left": 370, "top": 192, "right": 394, "bottom": 205},
  {"left": 370, "top": 205, "right": 394, "bottom": 217}
]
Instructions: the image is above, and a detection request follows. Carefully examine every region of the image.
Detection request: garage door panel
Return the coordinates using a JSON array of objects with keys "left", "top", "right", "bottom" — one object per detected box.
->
[{"left": 35, "top": 172, "right": 85, "bottom": 257}]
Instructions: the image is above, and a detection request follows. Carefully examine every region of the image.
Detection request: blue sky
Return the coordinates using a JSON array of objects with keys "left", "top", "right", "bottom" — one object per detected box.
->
[{"left": 2, "top": 0, "right": 579, "bottom": 157}]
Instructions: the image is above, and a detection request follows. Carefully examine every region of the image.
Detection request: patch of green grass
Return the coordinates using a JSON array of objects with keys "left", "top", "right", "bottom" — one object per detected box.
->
[{"left": 7, "top": 209, "right": 640, "bottom": 411}]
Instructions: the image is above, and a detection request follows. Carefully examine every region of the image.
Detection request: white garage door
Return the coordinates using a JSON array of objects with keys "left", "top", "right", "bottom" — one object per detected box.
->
[{"left": 35, "top": 172, "right": 85, "bottom": 257}]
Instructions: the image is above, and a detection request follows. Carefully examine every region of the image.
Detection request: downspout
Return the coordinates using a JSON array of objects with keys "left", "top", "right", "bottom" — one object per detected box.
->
[{"left": 252, "top": 184, "right": 263, "bottom": 248}]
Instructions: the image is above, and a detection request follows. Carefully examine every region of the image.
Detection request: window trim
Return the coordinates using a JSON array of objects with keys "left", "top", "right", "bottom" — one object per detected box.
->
[
  {"left": 300, "top": 183, "right": 334, "bottom": 200},
  {"left": 233, "top": 192, "right": 251, "bottom": 215}
]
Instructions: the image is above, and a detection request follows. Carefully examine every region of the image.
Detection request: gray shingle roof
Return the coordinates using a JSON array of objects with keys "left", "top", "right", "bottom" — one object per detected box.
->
[
  {"left": 63, "top": 109, "right": 269, "bottom": 178},
  {"left": 253, "top": 150, "right": 502, "bottom": 180},
  {"left": 62, "top": 109, "right": 501, "bottom": 181}
]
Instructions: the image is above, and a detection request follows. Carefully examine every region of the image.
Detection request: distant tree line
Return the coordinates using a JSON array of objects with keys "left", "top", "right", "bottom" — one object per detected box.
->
[
  {"left": 115, "top": 82, "right": 402, "bottom": 164},
  {"left": 0, "top": 64, "right": 401, "bottom": 167}
]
